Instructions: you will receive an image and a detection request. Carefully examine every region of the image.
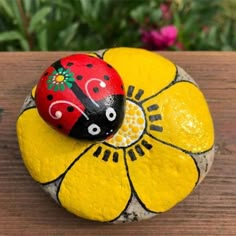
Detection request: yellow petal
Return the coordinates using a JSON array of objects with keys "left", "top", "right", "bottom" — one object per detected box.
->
[
  {"left": 31, "top": 86, "right": 37, "bottom": 98},
  {"left": 17, "top": 108, "right": 91, "bottom": 183},
  {"left": 58, "top": 144, "right": 131, "bottom": 222},
  {"left": 143, "top": 81, "right": 214, "bottom": 153},
  {"left": 126, "top": 134, "right": 198, "bottom": 213},
  {"left": 103, "top": 48, "right": 176, "bottom": 101}
]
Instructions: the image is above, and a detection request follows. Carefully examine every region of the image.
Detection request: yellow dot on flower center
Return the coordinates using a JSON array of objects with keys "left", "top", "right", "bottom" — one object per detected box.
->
[
  {"left": 115, "top": 135, "right": 123, "bottom": 142},
  {"left": 55, "top": 75, "right": 65, "bottom": 83},
  {"left": 121, "top": 125, "right": 128, "bottom": 132},
  {"left": 137, "top": 117, "right": 144, "bottom": 125},
  {"left": 107, "top": 100, "right": 146, "bottom": 148},
  {"left": 132, "top": 127, "right": 139, "bottom": 133}
]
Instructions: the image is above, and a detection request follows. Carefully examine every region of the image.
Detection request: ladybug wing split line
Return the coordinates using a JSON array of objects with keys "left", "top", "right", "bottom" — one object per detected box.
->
[
  {"left": 85, "top": 78, "right": 106, "bottom": 108},
  {"left": 49, "top": 100, "right": 89, "bottom": 120}
]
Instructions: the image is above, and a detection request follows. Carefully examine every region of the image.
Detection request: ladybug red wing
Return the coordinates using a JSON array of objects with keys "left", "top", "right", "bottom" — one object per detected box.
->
[
  {"left": 60, "top": 54, "right": 125, "bottom": 102},
  {"left": 35, "top": 65, "right": 86, "bottom": 135}
]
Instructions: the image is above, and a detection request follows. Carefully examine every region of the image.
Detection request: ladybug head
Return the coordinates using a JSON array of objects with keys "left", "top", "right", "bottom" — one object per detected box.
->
[
  {"left": 69, "top": 95, "right": 125, "bottom": 141},
  {"left": 35, "top": 54, "right": 126, "bottom": 141}
]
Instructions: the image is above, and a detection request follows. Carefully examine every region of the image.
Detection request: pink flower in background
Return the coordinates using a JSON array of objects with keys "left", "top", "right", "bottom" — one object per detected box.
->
[
  {"left": 160, "top": 3, "right": 172, "bottom": 20},
  {"left": 141, "top": 25, "right": 178, "bottom": 50}
]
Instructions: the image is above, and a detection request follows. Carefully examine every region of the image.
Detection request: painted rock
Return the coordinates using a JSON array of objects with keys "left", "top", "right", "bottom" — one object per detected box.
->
[
  {"left": 35, "top": 54, "right": 125, "bottom": 141},
  {"left": 17, "top": 48, "right": 214, "bottom": 223}
]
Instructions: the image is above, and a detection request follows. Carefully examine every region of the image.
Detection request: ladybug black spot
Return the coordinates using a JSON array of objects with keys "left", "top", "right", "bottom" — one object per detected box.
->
[
  {"left": 104, "top": 75, "right": 110, "bottom": 80},
  {"left": 47, "top": 94, "right": 53, "bottom": 100},
  {"left": 121, "top": 85, "right": 124, "bottom": 90},
  {"left": 86, "top": 64, "right": 93, "bottom": 68},
  {"left": 93, "top": 87, "right": 99, "bottom": 93},
  {"left": 44, "top": 72, "right": 49, "bottom": 76},
  {"left": 57, "top": 124, "right": 63, "bottom": 129},
  {"left": 76, "top": 75, "right": 83, "bottom": 80},
  {"left": 67, "top": 62, "right": 74, "bottom": 66},
  {"left": 67, "top": 106, "right": 74, "bottom": 112}
]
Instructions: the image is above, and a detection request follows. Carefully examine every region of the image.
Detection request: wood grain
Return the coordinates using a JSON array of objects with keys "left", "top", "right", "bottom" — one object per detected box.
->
[{"left": 0, "top": 52, "right": 235, "bottom": 235}]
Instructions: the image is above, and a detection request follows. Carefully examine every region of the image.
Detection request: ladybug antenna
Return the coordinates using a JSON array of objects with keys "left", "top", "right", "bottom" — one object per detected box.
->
[
  {"left": 85, "top": 78, "right": 106, "bottom": 108},
  {"left": 49, "top": 100, "right": 89, "bottom": 121}
]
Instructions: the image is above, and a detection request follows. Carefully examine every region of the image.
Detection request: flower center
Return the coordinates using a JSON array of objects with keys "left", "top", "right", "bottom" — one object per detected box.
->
[
  {"left": 55, "top": 75, "right": 65, "bottom": 83},
  {"left": 107, "top": 100, "right": 146, "bottom": 148}
]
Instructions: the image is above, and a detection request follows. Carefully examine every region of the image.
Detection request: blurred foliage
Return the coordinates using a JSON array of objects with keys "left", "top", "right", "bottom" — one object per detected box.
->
[{"left": 0, "top": 0, "right": 235, "bottom": 51}]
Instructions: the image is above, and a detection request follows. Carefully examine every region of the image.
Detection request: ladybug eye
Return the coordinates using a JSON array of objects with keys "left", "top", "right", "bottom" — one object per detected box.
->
[
  {"left": 106, "top": 107, "right": 116, "bottom": 122},
  {"left": 88, "top": 123, "right": 101, "bottom": 136}
]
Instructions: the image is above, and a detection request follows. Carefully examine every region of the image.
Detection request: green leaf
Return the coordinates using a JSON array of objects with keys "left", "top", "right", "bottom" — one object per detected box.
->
[
  {"left": 149, "top": 9, "right": 162, "bottom": 23},
  {"left": 79, "top": 0, "right": 92, "bottom": 18},
  {"left": 37, "top": 28, "right": 47, "bottom": 50},
  {"left": 130, "top": 5, "right": 146, "bottom": 23},
  {"left": 58, "top": 22, "right": 79, "bottom": 47},
  {"left": 0, "top": 30, "right": 29, "bottom": 50},
  {"left": 28, "top": 6, "right": 51, "bottom": 33},
  {"left": 22, "top": 0, "right": 32, "bottom": 14},
  {"left": 0, "top": 0, "right": 14, "bottom": 18}
]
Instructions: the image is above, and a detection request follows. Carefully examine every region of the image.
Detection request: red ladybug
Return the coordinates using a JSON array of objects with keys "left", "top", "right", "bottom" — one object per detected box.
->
[{"left": 35, "top": 54, "right": 125, "bottom": 141}]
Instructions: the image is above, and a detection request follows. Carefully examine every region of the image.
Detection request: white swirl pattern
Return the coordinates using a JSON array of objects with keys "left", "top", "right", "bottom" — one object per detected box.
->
[
  {"left": 49, "top": 100, "right": 89, "bottom": 120},
  {"left": 85, "top": 78, "right": 106, "bottom": 108}
]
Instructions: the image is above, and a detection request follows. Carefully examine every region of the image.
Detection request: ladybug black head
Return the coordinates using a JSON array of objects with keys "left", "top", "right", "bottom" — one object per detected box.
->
[{"left": 69, "top": 95, "right": 125, "bottom": 141}]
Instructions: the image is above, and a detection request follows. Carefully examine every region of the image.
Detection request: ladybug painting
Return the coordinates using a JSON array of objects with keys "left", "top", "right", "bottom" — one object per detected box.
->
[{"left": 35, "top": 54, "right": 125, "bottom": 141}]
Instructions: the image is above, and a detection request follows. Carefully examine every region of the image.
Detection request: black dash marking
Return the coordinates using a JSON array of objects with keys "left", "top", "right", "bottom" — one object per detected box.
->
[
  {"left": 149, "top": 114, "right": 162, "bottom": 122},
  {"left": 106, "top": 63, "right": 112, "bottom": 68},
  {"left": 128, "top": 149, "right": 137, "bottom": 161},
  {"left": 93, "top": 87, "right": 99, "bottom": 93},
  {"left": 47, "top": 94, "right": 53, "bottom": 100},
  {"left": 86, "top": 64, "right": 93, "bottom": 68},
  {"left": 141, "top": 140, "right": 152, "bottom": 150},
  {"left": 57, "top": 124, "right": 63, "bottom": 129},
  {"left": 93, "top": 146, "right": 102, "bottom": 157},
  {"left": 127, "top": 85, "right": 134, "bottom": 97},
  {"left": 67, "top": 62, "right": 73, "bottom": 66},
  {"left": 76, "top": 75, "right": 83, "bottom": 80},
  {"left": 67, "top": 106, "right": 74, "bottom": 112},
  {"left": 147, "top": 104, "right": 159, "bottom": 112},
  {"left": 102, "top": 150, "right": 111, "bottom": 161},
  {"left": 44, "top": 72, "right": 49, "bottom": 76},
  {"left": 104, "top": 75, "right": 110, "bottom": 80},
  {"left": 135, "top": 145, "right": 144, "bottom": 156},
  {"left": 150, "top": 125, "right": 163, "bottom": 132},
  {"left": 135, "top": 89, "right": 144, "bottom": 100},
  {"left": 113, "top": 152, "right": 119, "bottom": 162}
]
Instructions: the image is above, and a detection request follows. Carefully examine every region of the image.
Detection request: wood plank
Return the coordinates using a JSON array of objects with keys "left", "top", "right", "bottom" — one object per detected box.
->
[{"left": 0, "top": 52, "right": 235, "bottom": 235}]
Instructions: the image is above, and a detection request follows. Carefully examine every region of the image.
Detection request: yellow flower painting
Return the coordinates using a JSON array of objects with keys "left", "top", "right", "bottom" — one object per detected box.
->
[{"left": 17, "top": 48, "right": 214, "bottom": 222}]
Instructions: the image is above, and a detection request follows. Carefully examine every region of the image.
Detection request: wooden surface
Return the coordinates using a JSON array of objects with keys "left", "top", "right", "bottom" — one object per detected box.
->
[{"left": 0, "top": 52, "right": 235, "bottom": 235}]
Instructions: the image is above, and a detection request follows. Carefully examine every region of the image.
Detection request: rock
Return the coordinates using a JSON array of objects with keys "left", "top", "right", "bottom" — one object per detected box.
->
[
  {"left": 35, "top": 54, "right": 125, "bottom": 141},
  {"left": 16, "top": 47, "right": 215, "bottom": 223}
]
